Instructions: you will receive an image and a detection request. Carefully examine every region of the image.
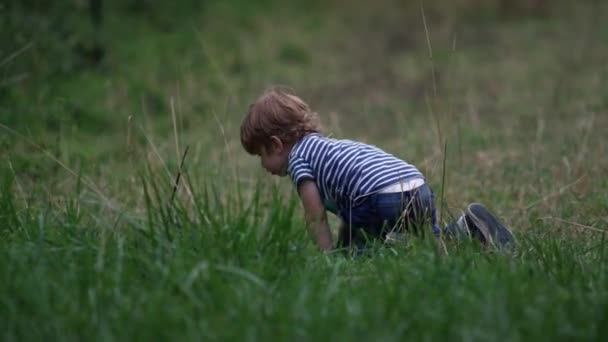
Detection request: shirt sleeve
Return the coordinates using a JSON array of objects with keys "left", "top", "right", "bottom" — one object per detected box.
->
[{"left": 288, "top": 156, "right": 315, "bottom": 186}]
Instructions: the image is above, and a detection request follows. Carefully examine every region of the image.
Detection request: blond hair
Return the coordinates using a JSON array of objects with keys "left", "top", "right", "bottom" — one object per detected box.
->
[{"left": 240, "top": 88, "right": 320, "bottom": 154}]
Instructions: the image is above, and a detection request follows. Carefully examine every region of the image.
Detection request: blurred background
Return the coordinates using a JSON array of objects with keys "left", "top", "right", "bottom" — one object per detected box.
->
[{"left": 1, "top": 0, "right": 606, "bottom": 226}]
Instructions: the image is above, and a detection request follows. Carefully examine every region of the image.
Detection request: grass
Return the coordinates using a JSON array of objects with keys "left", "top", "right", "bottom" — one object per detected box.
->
[
  {"left": 1, "top": 175, "right": 607, "bottom": 340},
  {"left": 1, "top": 0, "right": 608, "bottom": 340}
]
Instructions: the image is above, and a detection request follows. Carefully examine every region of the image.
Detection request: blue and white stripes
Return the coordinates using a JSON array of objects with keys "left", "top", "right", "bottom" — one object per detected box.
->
[{"left": 287, "top": 133, "right": 424, "bottom": 210}]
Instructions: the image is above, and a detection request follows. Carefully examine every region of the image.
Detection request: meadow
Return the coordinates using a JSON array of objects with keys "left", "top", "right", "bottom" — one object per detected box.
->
[{"left": 1, "top": 0, "right": 607, "bottom": 340}]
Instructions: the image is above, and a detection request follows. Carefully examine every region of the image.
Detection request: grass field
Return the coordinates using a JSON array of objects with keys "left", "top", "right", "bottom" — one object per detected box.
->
[{"left": 1, "top": 0, "right": 607, "bottom": 340}]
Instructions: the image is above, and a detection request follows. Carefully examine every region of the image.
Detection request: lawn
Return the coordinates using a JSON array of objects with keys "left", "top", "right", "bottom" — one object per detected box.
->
[{"left": 1, "top": 0, "right": 607, "bottom": 340}]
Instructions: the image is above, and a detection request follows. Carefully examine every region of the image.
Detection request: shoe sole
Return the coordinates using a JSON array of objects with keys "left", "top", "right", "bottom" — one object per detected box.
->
[{"left": 465, "top": 203, "right": 516, "bottom": 249}]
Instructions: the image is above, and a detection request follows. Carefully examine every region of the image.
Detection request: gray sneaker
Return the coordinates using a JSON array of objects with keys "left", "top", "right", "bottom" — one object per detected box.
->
[{"left": 465, "top": 203, "right": 516, "bottom": 249}]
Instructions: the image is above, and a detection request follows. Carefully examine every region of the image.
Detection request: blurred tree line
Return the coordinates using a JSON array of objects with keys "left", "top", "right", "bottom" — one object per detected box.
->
[
  {"left": 0, "top": 0, "right": 562, "bottom": 136},
  {"left": 0, "top": 0, "right": 209, "bottom": 134},
  {"left": 0, "top": 0, "right": 207, "bottom": 85},
  {"left": 0, "top": 0, "right": 552, "bottom": 91}
]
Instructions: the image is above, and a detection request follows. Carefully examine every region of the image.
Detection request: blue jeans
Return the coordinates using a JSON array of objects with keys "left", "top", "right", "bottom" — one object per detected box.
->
[{"left": 337, "top": 183, "right": 439, "bottom": 248}]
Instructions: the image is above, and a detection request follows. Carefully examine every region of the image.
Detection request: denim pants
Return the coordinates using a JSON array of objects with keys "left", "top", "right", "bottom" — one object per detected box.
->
[{"left": 337, "top": 183, "right": 439, "bottom": 248}]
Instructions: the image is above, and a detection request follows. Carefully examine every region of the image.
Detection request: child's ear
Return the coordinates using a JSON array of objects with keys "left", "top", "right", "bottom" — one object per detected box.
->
[{"left": 269, "top": 136, "right": 284, "bottom": 152}]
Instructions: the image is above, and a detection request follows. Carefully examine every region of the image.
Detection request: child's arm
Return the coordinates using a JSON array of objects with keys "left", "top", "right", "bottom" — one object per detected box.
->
[{"left": 297, "top": 180, "right": 333, "bottom": 250}]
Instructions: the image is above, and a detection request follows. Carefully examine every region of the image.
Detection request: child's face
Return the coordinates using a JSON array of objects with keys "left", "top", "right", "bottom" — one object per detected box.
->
[{"left": 257, "top": 137, "right": 289, "bottom": 176}]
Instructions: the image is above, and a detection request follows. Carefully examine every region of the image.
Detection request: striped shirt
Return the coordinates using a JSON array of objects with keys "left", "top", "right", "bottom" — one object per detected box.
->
[{"left": 287, "top": 133, "right": 424, "bottom": 211}]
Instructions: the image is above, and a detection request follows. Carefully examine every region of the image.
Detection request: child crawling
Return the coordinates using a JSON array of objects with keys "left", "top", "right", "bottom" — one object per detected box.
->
[{"left": 240, "top": 88, "right": 514, "bottom": 252}]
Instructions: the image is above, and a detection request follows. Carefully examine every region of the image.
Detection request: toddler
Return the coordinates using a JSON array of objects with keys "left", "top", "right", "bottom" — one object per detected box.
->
[{"left": 240, "top": 88, "right": 514, "bottom": 252}]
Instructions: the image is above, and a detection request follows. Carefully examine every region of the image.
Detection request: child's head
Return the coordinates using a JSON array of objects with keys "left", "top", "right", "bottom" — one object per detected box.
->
[{"left": 240, "top": 87, "right": 320, "bottom": 156}]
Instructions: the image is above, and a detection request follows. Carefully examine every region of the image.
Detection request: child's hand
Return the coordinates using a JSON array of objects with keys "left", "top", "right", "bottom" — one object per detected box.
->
[{"left": 298, "top": 180, "right": 333, "bottom": 250}]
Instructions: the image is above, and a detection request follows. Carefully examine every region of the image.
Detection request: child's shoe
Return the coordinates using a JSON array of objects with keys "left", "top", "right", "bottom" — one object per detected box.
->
[
  {"left": 465, "top": 203, "right": 516, "bottom": 249},
  {"left": 442, "top": 214, "right": 471, "bottom": 239}
]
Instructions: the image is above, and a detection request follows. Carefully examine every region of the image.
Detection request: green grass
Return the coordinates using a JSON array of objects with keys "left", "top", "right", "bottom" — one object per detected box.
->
[
  {"left": 1, "top": 172, "right": 607, "bottom": 340},
  {"left": 1, "top": 0, "right": 608, "bottom": 340}
]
